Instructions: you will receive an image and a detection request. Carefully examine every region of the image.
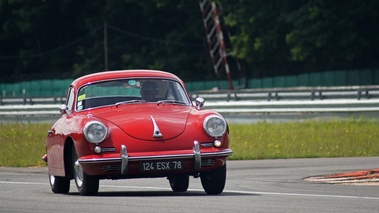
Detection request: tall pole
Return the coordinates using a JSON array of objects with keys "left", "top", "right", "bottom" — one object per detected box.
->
[
  {"left": 211, "top": 2, "right": 233, "bottom": 90},
  {"left": 104, "top": 22, "right": 109, "bottom": 71},
  {"left": 199, "top": 0, "right": 234, "bottom": 90}
]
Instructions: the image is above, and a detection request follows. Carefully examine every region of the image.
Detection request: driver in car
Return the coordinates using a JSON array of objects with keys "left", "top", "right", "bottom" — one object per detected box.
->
[{"left": 140, "top": 81, "right": 160, "bottom": 102}]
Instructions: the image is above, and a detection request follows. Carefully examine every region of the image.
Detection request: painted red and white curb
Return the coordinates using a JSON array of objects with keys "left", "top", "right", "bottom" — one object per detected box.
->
[{"left": 305, "top": 168, "right": 379, "bottom": 185}]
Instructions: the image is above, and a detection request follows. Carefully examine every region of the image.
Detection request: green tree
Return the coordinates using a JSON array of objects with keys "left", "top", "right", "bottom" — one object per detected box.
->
[
  {"left": 1, "top": 0, "right": 379, "bottom": 84},
  {"left": 221, "top": 0, "right": 379, "bottom": 77},
  {"left": 0, "top": 0, "right": 93, "bottom": 81},
  {"left": 0, "top": 0, "right": 212, "bottom": 83},
  {"left": 285, "top": 0, "right": 379, "bottom": 71}
]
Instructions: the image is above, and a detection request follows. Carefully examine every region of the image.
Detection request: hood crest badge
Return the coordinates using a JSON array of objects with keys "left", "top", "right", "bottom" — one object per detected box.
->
[{"left": 150, "top": 115, "right": 163, "bottom": 138}]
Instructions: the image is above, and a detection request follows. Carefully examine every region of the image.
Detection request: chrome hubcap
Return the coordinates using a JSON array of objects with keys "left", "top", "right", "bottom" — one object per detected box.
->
[
  {"left": 49, "top": 175, "right": 55, "bottom": 185},
  {"left": 74, "top": 160, "right": 83, "bottom": 187}
]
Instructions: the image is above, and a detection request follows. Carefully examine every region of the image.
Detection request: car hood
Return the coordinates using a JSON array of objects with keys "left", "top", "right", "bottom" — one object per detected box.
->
[{"left": 98, "top": 104, "right": 191, "bottom": 140}]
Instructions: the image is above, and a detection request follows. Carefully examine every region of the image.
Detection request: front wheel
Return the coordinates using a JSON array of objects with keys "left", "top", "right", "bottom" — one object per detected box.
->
[
  {"left": 72, "top": 147, "right": 99, "bottom": 196},
  {"left": 49, "top": 174, "right": 70, "bottom": 194},
  {"left": 200, "top": 164, "right": 226, "bottom": 195},
  {"left": 168, "top": 174, "right": 189, "bottom": 192}
]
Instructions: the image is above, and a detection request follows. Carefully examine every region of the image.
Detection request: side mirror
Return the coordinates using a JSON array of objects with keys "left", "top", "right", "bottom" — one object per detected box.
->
[
  {"left": 195, "top": 97, "right": 205, "bottom": 109},
  {"left": 59, "top": 104, "right": 68, "bottom": 115}
]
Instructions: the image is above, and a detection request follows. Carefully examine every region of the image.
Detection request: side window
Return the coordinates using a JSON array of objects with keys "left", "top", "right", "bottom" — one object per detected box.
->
[
  {"left": 166, "top": 87, "right": 175, "bottom": 100},
  {"left": 66, "top": 87, "right": 75, "bottom": 112}
]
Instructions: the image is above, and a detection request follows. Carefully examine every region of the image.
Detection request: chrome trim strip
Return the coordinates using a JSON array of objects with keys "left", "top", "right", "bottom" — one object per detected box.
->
[
  {"left": 193, "top": 141, "right": 201, "bottom": 171},
  {"left": 150, "top": 115, "right": 163, "bottom": 138},
  {"left": 201, "top": 149, "right": 233, "bottom": 157},
  {"left": 79, "top": 158, "right": 121, "bottom": 163},
  {"left": 78, "top": 149, "right": 233, "bottom": 164},
  {"left": 121, "top": 145, "right": 128, "bottom": 174},
  {"left": 128, "top": 154, "right": 195, "bottom": 161}
]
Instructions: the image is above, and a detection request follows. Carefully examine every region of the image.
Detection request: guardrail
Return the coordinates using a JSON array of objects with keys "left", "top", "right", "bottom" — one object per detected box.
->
[
  {"left": 189, "top": 86, "right": 379, "bottom": 113},
  {"left": 1, "top": 86, "right": 379, "bottom": 116},
  {"left": 0, "top": 97, "right": 66, "bottom": 116},
  {"left": 0, "top": 96, "right": 66, "bottom": 106},
  {"left": 190, "top": 85, "right": 379, "bottom": 102},
  {"left": 201, "top": 99, "right": 379, "bottom": 113}
]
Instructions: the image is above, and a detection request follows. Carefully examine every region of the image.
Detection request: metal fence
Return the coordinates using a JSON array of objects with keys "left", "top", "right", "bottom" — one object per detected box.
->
[
  {"left": 191, "top": 86, "right": 379, "bottom": 113},
  {"left": 191, "top": 85, "right": 379, "bottom": 101},
  {"left": 1, "top": 86, "right": 379, "bottom": 116}
]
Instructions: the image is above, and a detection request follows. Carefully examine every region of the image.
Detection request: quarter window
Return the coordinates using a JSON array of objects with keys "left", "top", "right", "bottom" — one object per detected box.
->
[{"left": 66, "top": 87, "right": 75, "bottom": 112}]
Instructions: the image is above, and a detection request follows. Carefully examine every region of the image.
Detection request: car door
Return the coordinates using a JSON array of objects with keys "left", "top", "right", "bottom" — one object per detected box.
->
[{"left": 47, "top": 86, "right": 75, "bottom": 176}]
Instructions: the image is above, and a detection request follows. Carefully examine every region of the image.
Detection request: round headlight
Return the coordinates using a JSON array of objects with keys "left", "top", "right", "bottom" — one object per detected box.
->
[
  {"left": 203, "top": 115, "right": 227, "bottom": 137},
  {"left": 83, "top": 121, "right": 107, "bottom": 143}
]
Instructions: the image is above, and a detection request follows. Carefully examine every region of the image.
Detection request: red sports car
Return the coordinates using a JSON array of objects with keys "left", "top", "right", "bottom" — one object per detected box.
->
[{"left": 42, "top": 70, "right": 232, "bottom": 195}]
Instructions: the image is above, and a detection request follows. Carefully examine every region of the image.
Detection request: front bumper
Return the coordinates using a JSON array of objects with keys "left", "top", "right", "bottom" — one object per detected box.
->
[{"left": 78, "top": 141, "right": 232, "bottom": 175}]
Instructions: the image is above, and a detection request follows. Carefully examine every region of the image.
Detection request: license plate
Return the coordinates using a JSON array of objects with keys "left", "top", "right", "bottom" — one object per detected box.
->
[{"left": 140, "top": 160, "right": 184, "bottom": 171}]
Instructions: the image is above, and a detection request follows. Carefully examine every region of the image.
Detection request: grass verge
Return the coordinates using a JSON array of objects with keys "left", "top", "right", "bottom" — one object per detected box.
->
[
  {"left": 0, "top": 119, "right": 378, "bottom": 167},
  {"left": 0, "top": 123, "right": 49, "bottom": 167},
  {"left": 229, "top": 118, "right": 379, "bottom": 160}
]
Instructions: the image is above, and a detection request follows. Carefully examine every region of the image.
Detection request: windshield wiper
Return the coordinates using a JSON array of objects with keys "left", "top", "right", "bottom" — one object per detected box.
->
[
  {"left": 157, "top": 100, "right": 187, "bottom": 105},
  {"left": 115, "top": 100, "right": 146, "bottom": 107}
]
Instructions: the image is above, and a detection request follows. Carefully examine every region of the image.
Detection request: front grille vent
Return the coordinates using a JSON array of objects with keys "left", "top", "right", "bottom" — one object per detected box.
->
[
  {"left": 201, "top": 159, "right": 216, "bottom": 167},
  {"left": 200, "top": 142, "right": 214, "bottom": 147},
  {"left": 101, "top": 147, "right": 116, "bottom": 153},
  {"left": 102, "top": 164, "right": 120, "bottom": 172}
]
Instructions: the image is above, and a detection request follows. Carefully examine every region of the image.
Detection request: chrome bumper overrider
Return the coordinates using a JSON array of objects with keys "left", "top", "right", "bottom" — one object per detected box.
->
[{"left": 78, "top": 141, "right": 233, "bottom": 175}]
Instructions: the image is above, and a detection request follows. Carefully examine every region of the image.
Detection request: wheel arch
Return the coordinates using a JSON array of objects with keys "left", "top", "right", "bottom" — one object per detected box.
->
[{"left": 63, "top": 137, "right": 74, "bottom": 179}]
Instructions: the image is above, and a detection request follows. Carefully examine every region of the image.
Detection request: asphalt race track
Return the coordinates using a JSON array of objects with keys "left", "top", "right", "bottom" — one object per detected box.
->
[{"left": 1, "top": 157, "right": 378, "bottom": 213}]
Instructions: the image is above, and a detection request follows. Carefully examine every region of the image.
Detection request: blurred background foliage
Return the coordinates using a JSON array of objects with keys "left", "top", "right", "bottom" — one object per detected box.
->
[{"left": 0, "top": 0, "right": 378, "bottom": 83}]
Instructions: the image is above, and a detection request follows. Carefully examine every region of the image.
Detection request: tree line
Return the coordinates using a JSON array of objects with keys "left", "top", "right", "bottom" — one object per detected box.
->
[{"left": 0, "top": 0, "right": 378, "bottom": 83}]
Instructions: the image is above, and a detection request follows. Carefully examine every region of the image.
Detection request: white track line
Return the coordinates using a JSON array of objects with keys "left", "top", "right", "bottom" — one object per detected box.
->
[{"left": 1, "top": 181, "right": 378, "bottom": 200}]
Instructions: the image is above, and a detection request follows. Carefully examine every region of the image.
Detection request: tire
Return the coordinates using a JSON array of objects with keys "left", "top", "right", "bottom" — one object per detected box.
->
[
  {"left": 200, "top": 164, "right": 226, "bottom": 195},
  {"left": 168, "top": 174, "right": 189, "bottom": 192},
  {"left": 72, "top": 146, "right": 99, "bottom": 196},
  {"left": 49, "top": 174, "right": 70, "bottom": 194}
]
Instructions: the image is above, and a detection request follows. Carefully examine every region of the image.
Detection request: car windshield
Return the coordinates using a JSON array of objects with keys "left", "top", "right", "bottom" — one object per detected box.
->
[{"left": 76, "top": 78, "right": 191, "bottom": 110}]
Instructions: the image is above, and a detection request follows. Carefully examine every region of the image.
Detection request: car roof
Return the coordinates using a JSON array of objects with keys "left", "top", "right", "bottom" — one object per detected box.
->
[{"left": 71, "top": 70, "right": 183, "bottom": 88}]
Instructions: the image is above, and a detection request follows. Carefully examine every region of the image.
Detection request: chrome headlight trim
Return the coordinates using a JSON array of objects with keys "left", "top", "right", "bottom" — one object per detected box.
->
[
  {"left": 83, "top": 121, "right": 108, "bottom": 144},
  {"left": 203, "top": 115, "right": 227, "bottom": 137}
]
